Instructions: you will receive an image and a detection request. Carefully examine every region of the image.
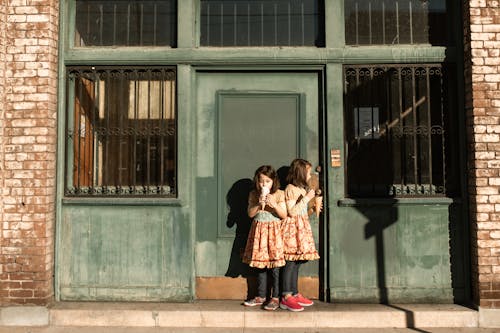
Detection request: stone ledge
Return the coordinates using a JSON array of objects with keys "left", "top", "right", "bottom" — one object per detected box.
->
[
  {"left": 48, "top": 301, "right": 478, "bottom": 328},
  {"left": 0, "top": 306, "right": 49, "bottom": 326},
  {"left": 479, "top": 307, "right": 500, "bottom": 328}
]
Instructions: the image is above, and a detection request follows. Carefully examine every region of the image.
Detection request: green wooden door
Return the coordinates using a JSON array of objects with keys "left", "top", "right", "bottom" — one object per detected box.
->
[{"left": 195, "top": 71, "right": 322, "bottom": 285}]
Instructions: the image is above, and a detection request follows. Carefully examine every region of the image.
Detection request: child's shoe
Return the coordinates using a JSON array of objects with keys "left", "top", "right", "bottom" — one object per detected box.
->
[
  {"left": 264, "top": 297, "right": 279, "bottom": 311},
  {"left": 294, "top": 293, "right": 314, "bottom": 307},
  {"left": 243, "top": 296, "right": 265, "bottom": 307},
  {"left": 279, "top": 295, "right": 304, "bottom": 312}
]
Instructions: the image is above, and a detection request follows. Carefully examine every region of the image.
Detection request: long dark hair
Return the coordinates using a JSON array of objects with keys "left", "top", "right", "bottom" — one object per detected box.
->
[
  {"left": 286, "top": 158, "right": 312, "bottom": 189},
  {"left": 253, "top": 165, "right": 280, "bottom": 194}
]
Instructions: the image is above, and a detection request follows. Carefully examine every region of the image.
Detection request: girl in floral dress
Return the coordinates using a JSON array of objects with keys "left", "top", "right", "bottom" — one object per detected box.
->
[
  {"left": 280, "top": 158, "right": 320, "bottom": 312},
  {"left": 243, "top": 165, "right": 287, "bottom": 310}
]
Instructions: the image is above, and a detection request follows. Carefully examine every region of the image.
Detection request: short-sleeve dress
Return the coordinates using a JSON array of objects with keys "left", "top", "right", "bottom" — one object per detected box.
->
[
  {"left": 282, "top": 184, "right": 320, "bottom": 261},
  {"left": 242, "top": 190, "right": 286, "bottom": 269}
]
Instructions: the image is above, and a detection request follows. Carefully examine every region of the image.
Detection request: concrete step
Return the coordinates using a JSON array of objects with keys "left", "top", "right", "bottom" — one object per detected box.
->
[{"left": 45, "top": 301, "right": 478, "bottom": 329}]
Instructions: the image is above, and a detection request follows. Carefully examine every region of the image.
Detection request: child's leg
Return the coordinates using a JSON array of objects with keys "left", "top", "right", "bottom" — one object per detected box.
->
[
  {"left": 256, "top": 268, "right": 267, "bottom": 298},
  {"left": 291, "top": 261, "right": 300, "bottom": 295},
  {"left": 270, "top": 267, "right": 280, "bottom": 298},
  {"left": 281, "top": 261, "right": 295, "bottom": 296}
]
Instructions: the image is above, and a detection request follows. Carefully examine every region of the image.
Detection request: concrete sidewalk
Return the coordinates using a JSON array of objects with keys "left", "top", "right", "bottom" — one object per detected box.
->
[
  {"left": 1, "top": 301, "right": 496, "bottom": 332},
  {"left": 1, "top": 328, "right": 500, "bottom": 333}
]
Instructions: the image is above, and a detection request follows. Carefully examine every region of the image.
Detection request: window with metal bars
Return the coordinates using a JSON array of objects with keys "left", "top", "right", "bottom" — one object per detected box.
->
[
  {"left": 343, "top": 64, "right": 458, "bottom": 197},
  {"left": 344, "top": 0, "right": 448, "bottom": 46},
  {"left": 200, "top": 0, "right": 324, "bottom": 47},
  {"left": 74, "top": 0, "right": 177, "bottom": 47},
  {"left": 65, "top": 67, "right": 177, "bottom": 197}
]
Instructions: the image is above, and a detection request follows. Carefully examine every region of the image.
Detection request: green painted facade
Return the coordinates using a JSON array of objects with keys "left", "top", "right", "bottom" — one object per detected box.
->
[{"left": 56, "top": 1, "right": 469, "bottom": 303}]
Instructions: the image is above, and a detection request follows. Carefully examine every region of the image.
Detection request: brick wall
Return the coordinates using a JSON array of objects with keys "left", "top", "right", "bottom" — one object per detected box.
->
[
  {"left": 467, "top": 0, "right": 500, "bottom": 308},
  {"left": 0, "top": 0, "right": 59, "bottom": 305}
]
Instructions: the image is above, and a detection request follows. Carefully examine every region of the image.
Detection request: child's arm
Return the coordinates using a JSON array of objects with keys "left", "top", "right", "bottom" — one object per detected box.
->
[
  {"left": 248, "top": 191, "right": 260, "bottom": 218},
  {"left": 286, "top": 187, "right": 315, "bottom": 217},
  {"left": 266, "top": 194, "right": 287, "bottom": 219}
]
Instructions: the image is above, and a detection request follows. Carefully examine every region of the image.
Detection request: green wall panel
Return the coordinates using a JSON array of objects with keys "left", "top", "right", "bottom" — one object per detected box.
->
[
  {"left": 330, "top": 202, "right": 456, "bottom": 303},
  {"left": 59, "top": 205, "right": 192, "bottom": 301}
]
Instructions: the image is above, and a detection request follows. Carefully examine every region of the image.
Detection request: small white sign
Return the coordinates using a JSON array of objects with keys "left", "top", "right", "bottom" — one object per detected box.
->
[{"left": 354, "top": 107, "right": 380, "bottom": 139}]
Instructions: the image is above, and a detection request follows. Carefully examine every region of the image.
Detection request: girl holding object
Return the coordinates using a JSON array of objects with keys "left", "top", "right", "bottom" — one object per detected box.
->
[
  {"left": 280, "top": 158, "right": 320, "bottom": 312},
  {"left": 243, "top": 165, "right": 287, "bottom": 310}
]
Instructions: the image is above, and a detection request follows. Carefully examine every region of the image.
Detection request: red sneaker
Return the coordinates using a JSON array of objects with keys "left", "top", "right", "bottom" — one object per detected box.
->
[
  {"left": 294, "top": 293, "right": 314, "bottom": 307},
  {"left": 280, "top": 295, "right": 304, "bottom": 312}
]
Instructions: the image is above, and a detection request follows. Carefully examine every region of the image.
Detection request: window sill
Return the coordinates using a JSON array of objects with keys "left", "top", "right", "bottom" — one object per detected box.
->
[
  {"left": 62, "top": 197, "right": 182, "bottom": 206},
  {"left": 338, "top": 197, "right": 460, "bottom": 207}
]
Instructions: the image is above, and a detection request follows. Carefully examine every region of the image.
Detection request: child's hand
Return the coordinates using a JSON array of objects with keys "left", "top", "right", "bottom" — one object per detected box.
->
[
  {"left": 266, "top": 195, "right": 278, "bottom": 208},
  {"left": 305, "top": 189, "right": 316, "bottom": 201}
]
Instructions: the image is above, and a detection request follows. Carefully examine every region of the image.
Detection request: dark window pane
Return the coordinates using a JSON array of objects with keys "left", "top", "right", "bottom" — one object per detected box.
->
[
  {"left": 200, "top": 0, "right": 324, "bottom": 47},
  {"left": 343, "top": 64, "right": 457, "bottom": 197},
  {"left": 345, "top": 0, "right": 448, "bottom": 46},
  {"left": 75, "top": 0, "right": 177, "bottom": 47},
  {"left": 65, "top": 67, "right": 177, "bottom": 197}
]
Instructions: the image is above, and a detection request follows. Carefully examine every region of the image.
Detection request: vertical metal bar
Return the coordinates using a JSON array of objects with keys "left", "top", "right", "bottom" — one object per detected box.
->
[
  {"left": 220, "top": 3, "right": 224, "bottom": 46},
  {"left": 409, "top": 0, "right": 413, "bottom": 44},
  {"left": 411, "top": 67, "right": 418, "bottom": 193},
  {"left": 85, "top": 2, "right": 90, "bottom": 46},
  {"left": 118, "top": 71, "right": 124, "bottom": 187},
  {"left": 247, "top": 3, "right": 250, "bottom": 46},
  {"left": 288, "top": 2, "right": 291, "bottom": 46},
  {"left": 355, "top": 2, "right": 359, "bottom": 45},
  {"left": 370, "top": 68, "right": 375, "bottom": 194},
  {"left": 76, "top": 76, "right": 83, "bottom": 190},
  {"left": 140, "top": 3, "right": 144, "bottom": 45},
  {"left": 160, "top": 77, "right": 165, "bottom": 187},
  {"left": 105, "top": 70, "right": 111, "bottom": 185},
  {"left": 234, "top": 3, "right": 237, "bottom": 46},
  {"left": 127, "top": 4, "right": 131, "bottom": 45},
  {"left": 147, "top": 74, "right": 151, "bottom": 186},
  {"left": 92, "top": 75, "right": 98, "bottom": 188},
  {"left": 301, "top": 2, "right": 305, "bottom": 45},
  {"left": 207, "top": 4, "right": 210, "bottom": 45},
  {"left": 113, "top": 4, "right": 117, "bottom": 45},
  {"left": 395, "top": 1, "right": 399, "bottom": 44},
  {"left": 99, "top": 4, "right": 103, "bottom": 45},
  {"left": 261, "top": 3, "right": 264, "bottom": 45},
  {"left": 440, "top": 68, "right": 446, "bottom": 193},
  {"left": 94, "top": 71, "right": 100, "bottom": 187},
  {"left": 369, "top": 2, "right": 372, "bottom": 44},
  {"left": 274, "top": 2, "right": 278, "bottom": 45},
  {"left": 398, "top": 67, "right": 404, "bottom": 192},
  {"left": 382, "top": 2, "right": 385, "bottom": 44},
  {"left": 426, "top": 67, "right": 433, "bottom": 194},
  {"left": 153, "top": 3, "right": 157, "bottom": 45},
  {"left": 133, "top": 78, "right": 138, "bottom": 187}
]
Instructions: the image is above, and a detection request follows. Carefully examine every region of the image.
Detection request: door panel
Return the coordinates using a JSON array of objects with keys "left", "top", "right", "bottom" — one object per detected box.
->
[{"left": 195, "top": 72, "right": 321, "bottom": 282}]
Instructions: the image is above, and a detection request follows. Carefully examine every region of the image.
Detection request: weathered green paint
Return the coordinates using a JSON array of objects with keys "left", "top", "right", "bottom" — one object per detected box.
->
[
  {"left": 55, "top": 0, "right": 469, "bottom": 303},
  {"left": 59, "top": 205, "right": 192, "bottom": 301},
  {"left": 329, "top": 201, "right": 461, "bottom": 303},
  {"left": 194, "top": 71, "right": 321, "bottom": 278}
]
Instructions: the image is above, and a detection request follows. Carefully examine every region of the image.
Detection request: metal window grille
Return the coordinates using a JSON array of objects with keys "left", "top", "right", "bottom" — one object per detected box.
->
[
  {"left": 343, "top": 64, "right": 457, "bottom": 197},
  {"left": 65, "top": 67, "right": 177, "bottom": 197},
  {"left": 344, "top": 0, "right": 447, "bottom": 46},
  {"left": 200, "top": 0, "right": 324, "bottom": 46},
  {"left": 75, "top": 0, "right": 177, "bottom": 47}
]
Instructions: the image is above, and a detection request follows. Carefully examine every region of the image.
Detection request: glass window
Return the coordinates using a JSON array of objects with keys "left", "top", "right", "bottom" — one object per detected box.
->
[
  {"left": 65, "top": 67, "right": 177, "bottom": 197},
  {"left": 345, "top": 0, "right": 447, "bottom": 45},
  {"left": 343, "top": 64, "right": 458, "bottom": 197},
  {"left": 75, "top": 0, "right": 177, "bottom": 47},
  {"left": 200, "top": 0, "right": 324, "bottom": 47}
]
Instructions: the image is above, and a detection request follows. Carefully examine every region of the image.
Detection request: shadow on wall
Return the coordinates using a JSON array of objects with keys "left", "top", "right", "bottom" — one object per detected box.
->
[{"left": 224, "top": 178, "right": 256, "bottom": 299}]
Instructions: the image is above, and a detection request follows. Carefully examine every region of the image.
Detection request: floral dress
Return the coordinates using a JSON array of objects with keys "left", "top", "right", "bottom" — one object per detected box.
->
[
  {"left": 242, "top": 190, "right": 286, "bottom": 269},
  {"left": 282, "top": 184, "right": 320, "bottom": 261}
]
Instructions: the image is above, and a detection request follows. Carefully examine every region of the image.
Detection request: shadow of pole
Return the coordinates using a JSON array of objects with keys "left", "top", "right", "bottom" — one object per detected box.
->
[{"left": 363, "top": 201, "right": 431, "bottom": 333}]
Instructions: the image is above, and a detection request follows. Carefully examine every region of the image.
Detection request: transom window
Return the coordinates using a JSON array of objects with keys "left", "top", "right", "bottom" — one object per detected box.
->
[
  {"left": 344, "top": 0, "right": 448, "bottom": 46},
  {"left": 75, "top": 0, "right": 177, "bottom": 47},
  {"left": 65, "top": 67, "right": 177, "bottom": 196},
  {"left": 343, "top": 64, "right": 458, "bottom": 197},
  {"left": 200, "top": 0, "right": 325, "bottom": 47}
]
